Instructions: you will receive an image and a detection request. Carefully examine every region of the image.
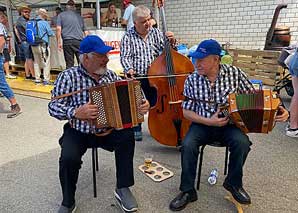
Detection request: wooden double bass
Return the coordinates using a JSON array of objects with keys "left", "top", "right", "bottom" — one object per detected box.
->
[{"left": 148, "top": 0, "right": 194, "bottom": 147}]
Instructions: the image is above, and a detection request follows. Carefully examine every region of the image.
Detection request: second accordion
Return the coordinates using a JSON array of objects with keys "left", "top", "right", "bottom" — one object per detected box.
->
[
  {"left": 226, "top": 89, "right": 280, "bottom": 133},
  {"left": 89, "top": 80, "right": 144, "bottom": 129}
]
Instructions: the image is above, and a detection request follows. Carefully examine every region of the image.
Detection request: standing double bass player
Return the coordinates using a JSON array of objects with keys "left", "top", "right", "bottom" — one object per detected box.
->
[{"left": 120, "top": 3, "right": 177, "bottom": 141}]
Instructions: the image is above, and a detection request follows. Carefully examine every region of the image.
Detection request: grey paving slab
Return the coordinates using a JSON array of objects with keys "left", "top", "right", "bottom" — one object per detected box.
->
[{"left": 0, "top": 93, "right": 297, "bottom": 213}]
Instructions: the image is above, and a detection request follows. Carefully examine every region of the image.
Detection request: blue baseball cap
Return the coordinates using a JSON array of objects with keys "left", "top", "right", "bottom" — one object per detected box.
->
[
  {"left": 79, "top": 35, "right": 113, "bottom": 55},
  {"left": 189, "top": 39, "right": 221, "bottom": 59}
]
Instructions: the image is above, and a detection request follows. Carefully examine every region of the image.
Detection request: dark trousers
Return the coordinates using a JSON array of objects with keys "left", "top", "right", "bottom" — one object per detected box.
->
[
  {"left": 62, "top": 39, "right": 81, "bottom": 69},
  {"left": 59, "top": 123, "right": 135, "bottom": 208},
  {"left": 133, "top": 78, "right": 157, "bottom": 132},
  {"left": 179, "top": 123, "right": 252, "bottom": 192}
]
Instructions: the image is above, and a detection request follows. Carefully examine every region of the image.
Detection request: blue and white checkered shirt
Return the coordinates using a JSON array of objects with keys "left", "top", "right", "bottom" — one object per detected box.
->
[
  {"left": 48, "top": 65, "right": 122, "bottom": 134},
  {"left": 182, "top": 64, "right": 255, "bottom": 118},
  {"left": 120, "top": 27, "right": 167, "bottom": 75}
]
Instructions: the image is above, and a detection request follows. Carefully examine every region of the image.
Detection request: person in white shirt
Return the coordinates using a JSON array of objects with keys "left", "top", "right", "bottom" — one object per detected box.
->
[{"left": 121, "top": 0, "right": 135, "bottom": 30}]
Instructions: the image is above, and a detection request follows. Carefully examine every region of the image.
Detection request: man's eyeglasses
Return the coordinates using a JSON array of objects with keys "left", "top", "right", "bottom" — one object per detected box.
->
[{"left": 22, "top": 11, "right": 30, "bottom": 14}]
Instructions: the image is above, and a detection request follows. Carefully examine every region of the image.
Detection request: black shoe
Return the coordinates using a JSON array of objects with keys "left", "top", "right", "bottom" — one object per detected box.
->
[
  {"left": 169, "top": 191, "right": 198, "bottom": 211},
  {"left": 223, "top": 181, "right": 251, "bottom": 205}
]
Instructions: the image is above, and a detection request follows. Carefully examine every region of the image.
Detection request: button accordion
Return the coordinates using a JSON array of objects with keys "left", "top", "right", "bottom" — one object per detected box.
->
[
  {"left": 89, "top": 80, "right": 144, "bottom": 129},
  {"left": 225, "top": 89, "right": 280, "bottom": 133}
]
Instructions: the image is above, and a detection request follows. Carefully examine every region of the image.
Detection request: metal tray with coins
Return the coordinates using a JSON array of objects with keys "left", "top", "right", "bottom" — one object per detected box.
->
[{"left": 138, "top": 161, "right": 174, "bottom": 182}]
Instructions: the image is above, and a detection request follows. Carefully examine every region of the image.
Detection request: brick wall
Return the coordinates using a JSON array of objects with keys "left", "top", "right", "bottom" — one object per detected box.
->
[{"left": 133, "top": 0, "right": 298, "bottom": 50}]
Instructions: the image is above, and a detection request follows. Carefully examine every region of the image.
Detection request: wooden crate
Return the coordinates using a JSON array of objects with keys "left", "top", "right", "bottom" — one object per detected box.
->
[{"left": 229, "top": 49, "right": 283, "bottom": 86}]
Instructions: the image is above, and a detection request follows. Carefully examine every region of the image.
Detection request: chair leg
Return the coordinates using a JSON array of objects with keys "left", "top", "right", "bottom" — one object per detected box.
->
[
  {"left": 197, "top": 145, "right": 206, "bottom": 190},
  {"left": 224, "top": 146, "right": 228, "bottom": 175},
  {"left": 95, "top": 148, "right": 99, "bottom": 171},
  {"left": 92, "top": 148, "right": 97, "bottom": 198}
]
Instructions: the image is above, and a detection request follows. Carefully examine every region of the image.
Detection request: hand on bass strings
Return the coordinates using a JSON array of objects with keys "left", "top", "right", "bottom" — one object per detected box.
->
[
  {"left": 165, "top": 31, "right": 176, "bottom": 45},
  {"left": 152, "top": 0, "right": 165, "bottom": 7},
  {"left": 139, "top": 99, "right": 150, "bottom": 115},
  {"left": 74, "top": 100, "right": 99, "bottom": 120},
  {"left": 275, "top": 106, "right": 289, "bottom": 122},
  {"left": 208, "top": 108, "right": 229, "bottom": 127}
]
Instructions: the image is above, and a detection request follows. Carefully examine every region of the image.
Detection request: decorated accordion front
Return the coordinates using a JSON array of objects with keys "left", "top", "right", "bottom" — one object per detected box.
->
[
  {"left": 226, "top": 89, "right": 280, "bottom": 133},
  {"left": 89, "top": 80, "right": 144, "bottom": 129}
]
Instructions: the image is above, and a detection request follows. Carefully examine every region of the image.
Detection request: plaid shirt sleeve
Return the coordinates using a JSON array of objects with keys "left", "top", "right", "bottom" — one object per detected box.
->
[
  {"left": 182, "top": 75, "right": 197, "bottom": 111},
  {"left": 120, "top": 33, "right": 133, "bottom": 73},
  {"left": 48, "top": 72, "right": 76, "bottom": 120},
  {"left": 237, "top": 68, "right": 255, "bottom": 93}
]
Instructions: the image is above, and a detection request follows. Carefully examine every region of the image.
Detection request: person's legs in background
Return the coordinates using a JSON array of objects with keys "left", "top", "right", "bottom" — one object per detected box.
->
[
  {"left": 286, "top": 76, "right": 298, "bottom": 137},
  {"left": 42, "top": 45, "right": 52, "bottom": 85},
  {"left": 21, "top": 41, "right": 35, "bottom": 80},
  {"left": 63, "top": 39, "right": 81, "bottom": 69},
  {"left": 3, "top": 48, "right": 16, "bottom": 79},
  {"left": 31, "top": 45, "right": 42, "bottom": 83},
  {"left": 0, "top": 56, "right": 21, "bottom": 118}
]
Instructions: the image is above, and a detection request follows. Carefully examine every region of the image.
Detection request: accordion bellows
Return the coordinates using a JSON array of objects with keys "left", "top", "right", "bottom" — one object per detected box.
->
[
  {"left": 89, "top": 80, "right": 144, "bottom": 129},
  {"left": 227, "top": 89, "right": 280, "bottom": 133}
]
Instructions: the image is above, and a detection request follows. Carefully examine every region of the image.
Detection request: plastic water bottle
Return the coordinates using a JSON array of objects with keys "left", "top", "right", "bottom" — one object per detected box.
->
[{"left": 208, "top": 169, "right": 218, "bottom": 185}]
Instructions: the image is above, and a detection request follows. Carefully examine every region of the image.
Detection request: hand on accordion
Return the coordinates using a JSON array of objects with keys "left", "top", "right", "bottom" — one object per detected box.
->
[
  {"left": 209, "top": 108, "right": 229, "bottom": 127},
  {"left": 275, "top": 106, "right": 289, "bottom": 122},
  {"left": 74, "top": 100, "right": 99, "bottom": 121},
  {"left": 138, "top": 99, "right": 150, "bottom": 115}
]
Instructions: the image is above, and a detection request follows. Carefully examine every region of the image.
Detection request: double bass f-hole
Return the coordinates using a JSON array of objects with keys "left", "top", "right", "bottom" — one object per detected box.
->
[{"left": 156, "top": 94, "right": 166, "bottom": 113}]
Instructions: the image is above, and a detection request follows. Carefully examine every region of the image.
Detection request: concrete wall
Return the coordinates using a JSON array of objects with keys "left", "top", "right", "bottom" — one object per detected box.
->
[{"left": 134, "top": 0, "right": 298, "bottom": 50}]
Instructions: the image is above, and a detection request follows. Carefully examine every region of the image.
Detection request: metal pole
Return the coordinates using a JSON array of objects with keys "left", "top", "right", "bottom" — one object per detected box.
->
[
  {"left": 96, "top": 0, "right": 101, "bottom": 30},
  {"left": 5, "top": 0, "right": 15, "bottom": 55}
]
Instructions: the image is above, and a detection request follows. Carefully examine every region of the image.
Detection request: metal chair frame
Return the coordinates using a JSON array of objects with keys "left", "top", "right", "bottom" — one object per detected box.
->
[
  {"left": 91, "top": 148, "right": 99, "bottom": 197},
  {"left": 196, "top": 142, "right": 229, "bottom": 190}
]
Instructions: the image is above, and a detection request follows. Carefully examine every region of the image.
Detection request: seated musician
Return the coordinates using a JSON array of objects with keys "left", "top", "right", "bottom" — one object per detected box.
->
[
  {"left": 169, "top": 39, "right": 289, "bottom": 211},
  {"left": 48, "top": 35, "right": 150, "bottom": 213}
]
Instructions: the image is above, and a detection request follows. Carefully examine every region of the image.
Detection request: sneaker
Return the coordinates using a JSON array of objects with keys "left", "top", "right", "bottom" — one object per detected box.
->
[
  {"left": 134, "top": 131, "right": 142, "bottom": 141},
  {"left": 7, "top": 104, "right": 22, "bottom": 118},
  {"left": 6, "top": 74, "right": 17, "bottom": 79},
  {"left": 114, "top": 187, "right": 138, "bottom": 212},
  {"left": 58, "top": 203, "right": 76, "bottom": 213},
  {"left": 35, "top": 79, "right": 42, "bottom": 84},
  {"left": 25, "top": 76, "right": 31, "bottom": 80},
  {"left": 43, "top": 81, "right": 53, "bottom": 86},
  {"left": 286, "top": 128, "right": 298, "bottom": 138}
]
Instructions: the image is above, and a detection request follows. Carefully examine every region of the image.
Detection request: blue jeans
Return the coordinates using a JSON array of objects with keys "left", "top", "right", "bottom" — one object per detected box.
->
[
  {"left": 179, "top": 123, "right": 252, "bottom": 192},
  {"left": 0, "top": 56, "right": 14, "bottom": 99}
]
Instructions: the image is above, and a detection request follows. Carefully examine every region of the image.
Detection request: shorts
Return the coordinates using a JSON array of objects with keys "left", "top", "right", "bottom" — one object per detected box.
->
[
  {"left": 3, "top": 48, "right": 11, "bottom": 62},
  {"left": 20, "top": 41, "right": 33, "bottom": 59}
]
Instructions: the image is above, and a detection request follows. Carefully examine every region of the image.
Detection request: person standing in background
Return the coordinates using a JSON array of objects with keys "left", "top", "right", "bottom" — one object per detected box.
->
[
  {"left": 0, "top": 12, "right": 16, "bottom": 79},
  {"left": 56, "top": 0, "right": 88, "bottom": 69},
  {"left": 0, "top": 21, "right": 21, "bottom": 118},
  {"left": 15, "top": 5, "right": 35, "bottom": 80},
  {"left": 286, "top": 53, "right": 298, "bottom": 137},
  {"left": 51, "top": 7, "right": 62, "bottom": 28},
  {"left": 121, "top": 0, "right": 135, "bottom": 30},
  {"left": 31, "top": 8, "right": 54, "bottom": 86}
]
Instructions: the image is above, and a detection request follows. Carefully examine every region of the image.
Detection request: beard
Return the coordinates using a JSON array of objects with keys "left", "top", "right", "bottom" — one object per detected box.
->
[{"left": 93, "top": 67, "right": 107, "bottom": 75}]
